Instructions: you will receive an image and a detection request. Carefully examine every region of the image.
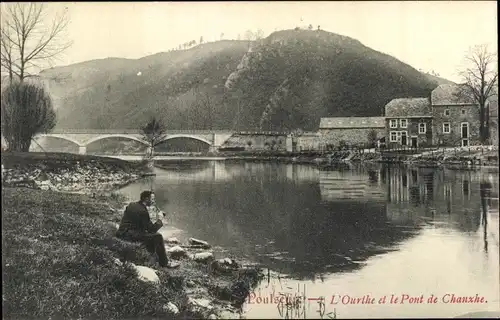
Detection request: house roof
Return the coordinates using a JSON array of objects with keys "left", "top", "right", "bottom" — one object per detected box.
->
[
  {"left": 385, "top": 98, "right": 431, "bottom": 117},
  {"left": 319, "top": 117, "right": 385, "bottom": 129},
  {"left": 431, "top": 84, "right": 477, "bottom": 105}
]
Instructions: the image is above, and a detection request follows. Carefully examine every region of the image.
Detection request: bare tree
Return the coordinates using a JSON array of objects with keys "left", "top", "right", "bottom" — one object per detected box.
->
[
  {"left": 198, "top": 92, "right": 215, "bottom": 130},
  {"left": 244, "top": 30, "right": 254, "bottom": 41},
  {"left": 255, "top": 29, "right": 264, "bottom": 40},
  {"left": 140, "top": 116, "right": 168, "bottom": 159},
  {"left": 1, "top": 81, "right": 56, "bottom": 151},
  {"left": 1, "top": 3, "right": 72, "bottom": 83},
  {"left": 243, "top": 30, "right": 255, "bottom": 50},
  {"left": 457, "top": 44, "right": 498, "bottom": 143}
]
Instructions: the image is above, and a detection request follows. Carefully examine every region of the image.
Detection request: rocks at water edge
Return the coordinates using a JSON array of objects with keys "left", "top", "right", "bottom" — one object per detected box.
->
[
  {"left": 163, "top": 302, "right": 180, "bottom": 315},
  {"left": 113, "top": 258, "right": 123, "bottom": 267},
  {"left": 166, "top": 237, "right": 180, "bottom": 244},
  {"left": 216, "top": 258, "right": 240, "bottom": 271},
  {"left": 188, "top": 297, "right": 214, "bottom": 313},
  {"left": 192, "top": 251, "right": 214, "bottom": 263},
  {"left": 166, "top": 246, "right": 187, "bottom": 259},
  {"left": 217, "top": 258, "right": 237, "bottom": 267},
  {"left": 35, "top": 179, "right": 58, "bottom": 191},
  {"left": 1, "top": 162, "right": 141, "bottom": 194},
  {"left": 189, "top": 238, "right": 211, "bottom": 249},
  {"left": 129, "top": 263, "right": 160, "bottom": 284}
]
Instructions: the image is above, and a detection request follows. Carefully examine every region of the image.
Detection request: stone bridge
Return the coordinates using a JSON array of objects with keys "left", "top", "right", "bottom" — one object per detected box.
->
[{"left": 32, "top": 129, "right": 235, "bottom": 154}]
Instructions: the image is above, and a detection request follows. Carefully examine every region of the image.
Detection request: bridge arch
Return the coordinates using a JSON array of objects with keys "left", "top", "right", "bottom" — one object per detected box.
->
[
  {"left": 34, "top": 134, "right": 83, "bottom": 147},
  {"left": 158, "top": 134, "right": 212, "bottom": 146},
  {"left": 83, "top": 134, "right": 149, "bottom": 147}
]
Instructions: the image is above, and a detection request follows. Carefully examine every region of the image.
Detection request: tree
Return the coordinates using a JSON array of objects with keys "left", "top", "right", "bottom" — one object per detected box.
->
[
  {"left": 1, "top": 3, "right": 72, "bottom": 83},
  {"left": 457, "top": 44, "right": 498, "bottom": 143},
  {"left": 244, "top": 30, "right": 254, "bottom": 41},
  {"left": 367, "top": 129, "right": 378, "bottom": 148},
  {"left": 140, "top": 116, "right": 168, "bottom": 159},
  {"left": 255, "top": 29, "right": 264, "bottom": 40},
  {"left": 1, "top": 81, "right": 56, "bottom": 151},
  {"left": 199, "top": 36, "right": 203, "bottom": 44},
  {"left": 198, "top": 92, "right": 215, "bottom": 130}
]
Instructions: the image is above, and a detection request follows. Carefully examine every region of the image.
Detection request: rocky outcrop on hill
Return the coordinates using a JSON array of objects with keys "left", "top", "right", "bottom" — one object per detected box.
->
[{"left": 40, "top": 29, "right": 446, "bottom": 132}]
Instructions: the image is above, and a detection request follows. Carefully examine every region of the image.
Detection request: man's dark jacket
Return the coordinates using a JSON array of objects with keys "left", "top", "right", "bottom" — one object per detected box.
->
[{"left": 116, "top": 201, "right": 162, "bottom": 242}]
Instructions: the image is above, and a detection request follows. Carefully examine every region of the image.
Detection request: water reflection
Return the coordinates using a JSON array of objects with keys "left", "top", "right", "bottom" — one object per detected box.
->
[
  {"left": 118, "top": 163, "right": 493, "bottom": 278},
  {"left": 117, "top": 162, "right": 499, "bottom": 317}
]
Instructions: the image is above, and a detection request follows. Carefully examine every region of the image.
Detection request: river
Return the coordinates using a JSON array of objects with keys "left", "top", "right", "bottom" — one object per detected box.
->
[{"left": 116, "top": 161, "right": 500, "bottom": 319}]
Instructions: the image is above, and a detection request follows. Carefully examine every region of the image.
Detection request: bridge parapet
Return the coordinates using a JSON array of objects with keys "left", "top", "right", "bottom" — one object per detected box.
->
[{"left": 50, "top": 129, "right": 235, "bottom": 134}]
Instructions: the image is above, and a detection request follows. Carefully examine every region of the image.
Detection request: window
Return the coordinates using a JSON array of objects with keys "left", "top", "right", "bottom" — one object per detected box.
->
[
  {"left": 461, "top": 109, "right": 466, "bottom": 115},
  {"left": 419, "top": 123, "right": 426, "bottom": 134},
  {"left": 390, "top": 119, "right": 397, "bottom": 128},
  {"left": 390, "top": 131, "right": 397, "bottom": 142},
  {"left": 444, "top": 109, "right": 450, "bottom": 116},
  {"left": 400, "top": 119, "right": 407, "bottom": 128},
  {"left": 443, "top": 122, "right": 450, "bottom": 134}
]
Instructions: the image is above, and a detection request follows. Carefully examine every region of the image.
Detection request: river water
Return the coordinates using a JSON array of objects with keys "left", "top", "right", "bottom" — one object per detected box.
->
[{"left": 116, "top": 161, "right": 499, "bottom": 319}]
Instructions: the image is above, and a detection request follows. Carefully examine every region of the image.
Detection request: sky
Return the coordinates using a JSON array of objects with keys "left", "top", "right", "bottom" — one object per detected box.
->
[{"left": 12, "top": 1, "right": 500, "bottom": 82}]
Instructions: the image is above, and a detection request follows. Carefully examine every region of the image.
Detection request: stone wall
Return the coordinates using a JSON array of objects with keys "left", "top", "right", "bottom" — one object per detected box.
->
[
  {"left": 319, "top": 128, "right": 385, "bottom": 148},
  {"left": 431, "top": 105, "right": 481, "bottom": 146},
  {"left": 220, "top": 133, "right": 288, "bottom": 151},
  {"left": 295, "top": 134, "right": 321, "bottom": 151}
]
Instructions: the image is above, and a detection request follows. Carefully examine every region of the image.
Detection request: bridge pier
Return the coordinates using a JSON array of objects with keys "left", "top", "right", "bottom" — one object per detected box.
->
[
  {"left": 78, "top": 145, "right": 87, "bottom": 155},
  {"left": 286, "top": 135, "right": 293, "bottom": 152},
  {"left": 208, "top": 145, "right": 218, "bottom": 153}
]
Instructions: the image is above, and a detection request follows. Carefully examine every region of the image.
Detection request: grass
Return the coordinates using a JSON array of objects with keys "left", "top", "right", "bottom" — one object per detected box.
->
[{"left": 2, "top": 187, "right": 263, "bottom": 319}]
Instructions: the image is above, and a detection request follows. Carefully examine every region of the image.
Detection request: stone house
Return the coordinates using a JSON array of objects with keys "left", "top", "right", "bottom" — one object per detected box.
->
[
  {"left": 383, "top": 84, "right": 482, "bottom": 148},
  {"left": 318, "top": 117, "right": 385, "bottom": 148},
  {"left": 294, "top": 132, "right": 321, "bottom": 151},
  {"left": 430, "top": 84, "right": 481, "bottom": 147},
  {"left": 384, "top": 98, "right": 433, "bottom": 148}
]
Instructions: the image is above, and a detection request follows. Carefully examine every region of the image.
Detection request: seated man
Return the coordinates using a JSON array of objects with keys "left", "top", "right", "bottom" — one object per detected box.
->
[
  {"left": 146, "top": 192, "right": 165, "bottom": 222},
  {"left": 116, "top": 190, "right": 178, "bottom": 268}
]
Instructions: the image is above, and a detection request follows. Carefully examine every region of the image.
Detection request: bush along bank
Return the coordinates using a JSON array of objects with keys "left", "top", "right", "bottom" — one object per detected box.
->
[
  {"left": 1, "top": 152, "right": 150, "bottom": 193},
  {"left": 2, "top": 187, "right": 264, "bottom": 319}
]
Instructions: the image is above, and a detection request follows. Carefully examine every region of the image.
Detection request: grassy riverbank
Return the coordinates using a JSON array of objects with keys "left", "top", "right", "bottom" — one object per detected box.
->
[
  {"left": 1, "top": 151, "right": 145, "bottom": 170},
  {"left": 2, "top": 152, "right": 263, "bottom": 319},
  {"left": 2, "top": 187, "right": 262, "bottom": 319}
]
